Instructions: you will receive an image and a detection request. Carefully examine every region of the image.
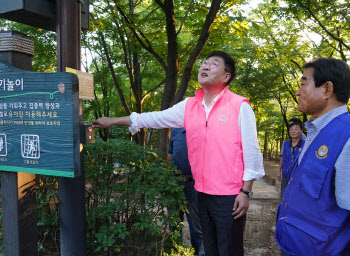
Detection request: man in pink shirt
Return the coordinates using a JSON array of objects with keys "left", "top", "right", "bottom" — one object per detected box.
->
[{"left": 93, "top": 51, "right": 264, "bottom": 256}]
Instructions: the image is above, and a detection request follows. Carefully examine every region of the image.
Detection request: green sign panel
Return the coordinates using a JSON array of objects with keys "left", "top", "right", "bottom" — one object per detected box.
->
[{"left": 0, "top": 62, "right": 80, "bottom": 177}]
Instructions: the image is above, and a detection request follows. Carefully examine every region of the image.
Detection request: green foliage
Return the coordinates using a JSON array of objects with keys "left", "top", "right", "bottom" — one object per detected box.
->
[
  {"left": 36, "top": 176, "right": 59, "bottom": 253},
  {"left": 0, "top": 19, "right": 57, "bottom": 72},
  {"left": 84, "top": 138, "right": 186, "bottom": 255},
  {"left": 0, "top": 138, "right": 186, "bottom": 255},
  {"left": 163, "top": 240, "right": 195, "bottom": 256},
  {"left": 2, "top": 0, "right": 350, "bottom": 253}
]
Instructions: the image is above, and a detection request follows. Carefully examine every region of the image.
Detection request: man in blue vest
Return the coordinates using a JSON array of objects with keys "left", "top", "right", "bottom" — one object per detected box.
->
[
  {"left": 167, "top": 128, "right": 204, "bottom": 256},
  {"left": 277, "top": 119, "right": 305, "bottom": 197},
  {"left": 288, "top": 117, "right": 306, "bottom": 140},
  {"left": 275, "top": 57, "right": 350, "bottom": 256}
]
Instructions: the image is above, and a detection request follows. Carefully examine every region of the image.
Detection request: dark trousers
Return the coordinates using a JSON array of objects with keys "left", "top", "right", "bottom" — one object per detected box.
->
[
  {"left": 183, "top": 181, "right": 204, "bottom": 255},
  {"left": 280, "top": 176, "right": 289, "bottom": 198},
  {"left": 281, "top": 250, "right": 293, "bottom": 256},
  {"left": 198, "top": 192, "right": 246, "bottom": 256}
]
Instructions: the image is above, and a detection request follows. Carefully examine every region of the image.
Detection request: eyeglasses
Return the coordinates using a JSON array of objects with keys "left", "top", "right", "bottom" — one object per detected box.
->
[
  {"left": 201, "top": 60, "right": 229, "bottom": 73},
  {"left": 201, "top": 60, "right": 219, "bottom": 68}
]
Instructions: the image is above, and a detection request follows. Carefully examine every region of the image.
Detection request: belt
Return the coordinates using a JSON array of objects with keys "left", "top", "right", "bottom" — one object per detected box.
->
[{"left": 185, "top": 176, "right": 194, "bottom": 182}]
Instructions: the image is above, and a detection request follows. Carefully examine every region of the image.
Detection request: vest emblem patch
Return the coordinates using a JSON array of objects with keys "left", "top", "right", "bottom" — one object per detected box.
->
[
  {"left": 219, "top": 115, "right": 228, "bottom": 122},
  {"left": 316, "top": 145, "right": 328, "bottom": 159}
]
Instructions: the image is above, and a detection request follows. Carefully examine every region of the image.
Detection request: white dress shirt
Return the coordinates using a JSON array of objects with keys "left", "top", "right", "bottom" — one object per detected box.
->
[{"left": 129, "top": 92, "right": 265, "bottom": 182}]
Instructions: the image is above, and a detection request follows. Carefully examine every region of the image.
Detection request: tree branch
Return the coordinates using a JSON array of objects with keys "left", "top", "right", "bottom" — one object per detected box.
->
[
  {"left": 290, "top": 60, "right": 303, "bottom": 73},
  {"left": 295, "top": 0, "right": 350, "bottom": 51},
  {"left": 176, "top": 0, "right": 195, "bottom": 36},
  {"left": 173, "top": 0, "right": 223, "bottom": 105},
  {"left": 98, "top": 31, "right": 131, "bottom": 115},
  {"left": 141, "top": 79, "right": 166, "bottom": 104},
  {"left": 117, "top": 6, "right": 168, "bottom": 72}
]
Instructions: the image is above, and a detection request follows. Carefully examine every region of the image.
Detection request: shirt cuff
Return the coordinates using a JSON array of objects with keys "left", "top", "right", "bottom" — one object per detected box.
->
[
  {"left": 128, "top": 112, "right": 139, "bottom": 133},
  {"left": 242, "top": 169, "right": 265, "bottom": 181}
]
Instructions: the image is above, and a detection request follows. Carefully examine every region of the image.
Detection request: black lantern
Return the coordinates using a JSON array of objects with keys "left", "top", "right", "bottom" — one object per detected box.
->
[{"left": 0, "top": 0, "right": 89, "bottom": 31}]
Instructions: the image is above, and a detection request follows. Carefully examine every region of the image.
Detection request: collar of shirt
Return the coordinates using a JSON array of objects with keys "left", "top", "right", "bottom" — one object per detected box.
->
[
  {"left": 298, "top": 105, "right": 348, "bottom": 163},
  {"left": 201, "top": 87, "right": 226, "bottom": 119},
  {"left": 305, "top": 105, "right": 348, "bottom": 133},
  {"left": 288, "top": 139, "right": 303, "bottom": 148}
]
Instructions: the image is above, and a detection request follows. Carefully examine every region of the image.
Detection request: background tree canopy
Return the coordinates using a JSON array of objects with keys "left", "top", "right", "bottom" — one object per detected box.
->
[{"left": 1, "top": 0, "right": 349, "bottom": 157}]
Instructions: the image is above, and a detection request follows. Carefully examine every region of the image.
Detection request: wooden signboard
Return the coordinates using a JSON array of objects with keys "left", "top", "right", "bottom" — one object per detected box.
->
[
  {"left": 66, "top": 67, "right": 94, "bottom": 100},
  {"left": 0, "top": 62, "right": 80, "bottom": 177}
]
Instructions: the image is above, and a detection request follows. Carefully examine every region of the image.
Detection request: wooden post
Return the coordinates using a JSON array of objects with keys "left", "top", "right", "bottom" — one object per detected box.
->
[
  {"left": 57, "top": 0, "right": 87, "bottom": 255},
  {"left": 0, "top": 31, "right": 38, "bottom": 256}
]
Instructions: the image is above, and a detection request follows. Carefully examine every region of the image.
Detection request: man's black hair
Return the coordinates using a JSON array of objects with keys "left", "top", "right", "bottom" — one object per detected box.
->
[
  {"left": 303, "top": 57, "right": 350, "bottom": 104},
  {"left": 289, "top": 117, "right": 302, "bottom": 125},
  {"left": 207, "top": 51, "right": 237, "bottom": 85}
]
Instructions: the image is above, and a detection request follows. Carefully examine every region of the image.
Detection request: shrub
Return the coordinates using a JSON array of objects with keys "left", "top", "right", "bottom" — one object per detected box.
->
[
  {"left": 36, "top": 176, "right": 60, "bottom": 253},
  {"left": 84, "top": 138, "right": 186, "bottom": 255},
  {"left": 0, "top": 138, "right": 187, "bottom": 255}
]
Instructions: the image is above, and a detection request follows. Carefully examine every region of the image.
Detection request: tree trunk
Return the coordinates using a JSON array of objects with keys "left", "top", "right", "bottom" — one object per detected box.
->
[
  {"left": 157, "top": 128, "right": 171, "bottom": 155},
  {"left": 263, "top": 131, "right": 268, "bottom": 159},
  {"left": 113, "top": 0, "right": 223, "bottom": 151},
  {"left": 136, "top": 128, "right": 146, "bottom": 146},
  {"left": 156, "top": 0, "right": 223, "bottom": 153}
]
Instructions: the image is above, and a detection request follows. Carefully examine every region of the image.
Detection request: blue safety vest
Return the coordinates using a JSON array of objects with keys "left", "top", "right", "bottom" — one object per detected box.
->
[
  {"left": 282, "top": 139, "right": 305, "bottom": 180},
  {"left": 276, "top": 112, "right": 350, "bottom": 256}
]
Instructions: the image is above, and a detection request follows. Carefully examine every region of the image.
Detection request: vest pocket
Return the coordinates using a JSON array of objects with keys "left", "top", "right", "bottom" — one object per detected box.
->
[
  {"left": 187, "top": 134, "right": 198, "bottom": 155},
  {"left": 299, "top": 160, "right": 329, "bottom": 199},
  {"left": 280, "top": 214, "right": 328, "bottom": 255}
]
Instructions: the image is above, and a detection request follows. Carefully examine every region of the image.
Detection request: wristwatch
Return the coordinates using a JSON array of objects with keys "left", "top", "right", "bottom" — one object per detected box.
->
[{"left": 240, "top": 188, "right": 253, "bottom": 198}]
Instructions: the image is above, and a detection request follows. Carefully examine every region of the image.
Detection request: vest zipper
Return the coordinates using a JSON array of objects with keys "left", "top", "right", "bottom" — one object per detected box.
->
[
  {"left": 202, "top": 90, "right": 224, "bottom": 192},
  {"left": 203, "top": 114, "right": 209, "bottom": 191},
  {"left": 288, "top": 177, "right": 293, "bottom": 184}
]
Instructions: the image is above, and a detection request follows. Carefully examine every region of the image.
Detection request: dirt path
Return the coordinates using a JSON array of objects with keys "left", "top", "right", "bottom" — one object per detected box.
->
[{"left": 246, "top": 159, "right": 281, "bottom": 256}]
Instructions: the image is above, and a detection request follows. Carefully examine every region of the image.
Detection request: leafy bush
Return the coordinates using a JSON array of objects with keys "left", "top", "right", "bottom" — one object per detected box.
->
[
  {"left": 36, "top": 176, "right": 60, "bottom": 253},
  {"left": 84, "top": 138, "right": 186, "bottom": 255},
  {"left": 163, "top": 241, "right": 195, "bottom": 256},
  {"left": 0, "top": 138, "right": 187, "bottom": 255}
]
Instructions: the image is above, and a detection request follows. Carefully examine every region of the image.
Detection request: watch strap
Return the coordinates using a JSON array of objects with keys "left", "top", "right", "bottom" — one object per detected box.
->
[{"left": 240, "top": 188, "right": 253, "bottom": 197}]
